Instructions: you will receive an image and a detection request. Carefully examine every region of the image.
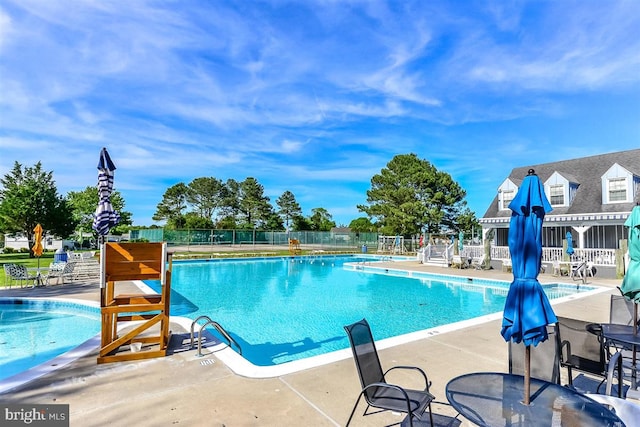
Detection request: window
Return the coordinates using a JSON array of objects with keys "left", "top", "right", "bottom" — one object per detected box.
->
[
  {"left": 608, "top": 178, "right": 627, "bottom": 202},
  {"left": 549, "top": 184, "right": 564, "bottom": 205},
  {"left": 501, "top": 190, "right": 515, "bottom": 210}
]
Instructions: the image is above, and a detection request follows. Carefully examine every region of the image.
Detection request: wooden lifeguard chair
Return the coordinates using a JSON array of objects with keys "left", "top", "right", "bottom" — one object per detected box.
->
[
  {"left": 98, "top": 242, "right": 172, "bottom": 364},
  {"left": 289, "top": 238, "right": 301, "bottom": 255}
]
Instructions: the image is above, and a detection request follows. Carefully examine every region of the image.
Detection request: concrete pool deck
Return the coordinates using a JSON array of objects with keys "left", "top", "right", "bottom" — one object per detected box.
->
[{"left": 0, "top": 259, "right": 626, "bottom": 426}]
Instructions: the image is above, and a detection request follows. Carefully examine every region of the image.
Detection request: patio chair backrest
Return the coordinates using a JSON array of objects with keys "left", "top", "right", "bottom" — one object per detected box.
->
[
  {"left": 12, "top": 264, "right": 28, "bottom": 278},
  {"left": 3, "top": 263, "right": 14, "bottom": 276},
  {"left": 609, "top": 294, "right": 637, "bottom": 326},
  {"left": 3, "top": 263, "right": 16, "bottom": 284},
  {"left": 49, "top": 262, "right": 66, "bottom": 272},
  {"left": 509, "top": 325, "right": 560, "bottom": 384},
  {"left": 556, "top": 316, "right": 606, "bottom": 376},
  {"left": 344, "top": 319, "right": 385, "bottom": 403}
]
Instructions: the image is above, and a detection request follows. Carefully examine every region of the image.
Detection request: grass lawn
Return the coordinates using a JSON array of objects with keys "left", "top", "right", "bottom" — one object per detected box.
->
[{"left": 1, "top": 252, "right": 56, "bottom": 288}]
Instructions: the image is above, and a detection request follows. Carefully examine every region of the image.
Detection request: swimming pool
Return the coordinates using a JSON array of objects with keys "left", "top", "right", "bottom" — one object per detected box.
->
[
  {"left": 148, "top": 255, "right": 597, "bottom": 368},
  {"left": 0, "top": 298, "right": 101, "bottom": 393}
]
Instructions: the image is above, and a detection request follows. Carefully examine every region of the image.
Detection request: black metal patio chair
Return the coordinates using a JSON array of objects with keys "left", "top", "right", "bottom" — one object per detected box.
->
[
  {"left": 555, "top": 316, "right": 624, "bottom": 397},
  {"left": 344, "top": 318, "right": 435, "bottom": 427}
]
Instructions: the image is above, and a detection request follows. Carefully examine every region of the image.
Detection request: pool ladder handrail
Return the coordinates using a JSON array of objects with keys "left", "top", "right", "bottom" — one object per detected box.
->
[{"left": 190, "top": 315, "right": 242, "bottom": 357}]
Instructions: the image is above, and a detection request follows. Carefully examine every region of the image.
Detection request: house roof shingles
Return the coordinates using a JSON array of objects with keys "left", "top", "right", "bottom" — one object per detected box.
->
[{"left": 482, "top": 149, "right": 640, "bottom": 220}]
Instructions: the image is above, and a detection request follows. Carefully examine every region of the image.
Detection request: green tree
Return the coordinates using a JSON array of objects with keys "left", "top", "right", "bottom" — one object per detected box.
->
[
  {"left": 292, "top": 214, "right": 312, "bottom": 231},
  {"left": 237, "top": 177, "right": 274, "bottom": 229},
  {"left": 184, "top": 212, "right": 215, "bottom": 229},
  {"left": 276, "top": 190, "right": 302, "bottom": 229},
  {"left": 152, "top": 183, "right": 189, "bottom": 228},
  {"left": 67, "top": 186, "right": 132, "bottom": 239},
  {"left": 216, "top": 214, "right": 237, "bottom": 229},
  {"left": 0, "top": 161, "right": 76, "bottom": 255},
  {"left": 308, "top": 207, "right": 336, "bottom": 231},
  {"left": 349, "top": 217, "right": 377, "bottom": 233},
  {"left": 187, "top": 177, "right": 225, "bottom": 222},
  {"left": 358, "top": 153, "right": 467, "bottom": 236},
  {"left": 263, "top": 211, "right": 285, "bottom": 230},
  {"left": 456, "top": 207, "right": 479, "bottom": 233},
  {"left": 220, "top": 179, "right": 241, "bottom": 223}
]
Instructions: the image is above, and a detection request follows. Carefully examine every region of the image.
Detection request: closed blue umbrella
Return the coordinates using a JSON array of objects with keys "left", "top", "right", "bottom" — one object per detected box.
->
[
  {"left": 92, "top": 147, "right": 121, "bottom": 237},
  {"left": 566, "top": 231, "right": 574, "bottom": 257},
  {"left": 458, "top": 231, "right": 464, "bottom": 253},
  {"left": 501, "top": 169, "right": 557, "bottom": 405}
]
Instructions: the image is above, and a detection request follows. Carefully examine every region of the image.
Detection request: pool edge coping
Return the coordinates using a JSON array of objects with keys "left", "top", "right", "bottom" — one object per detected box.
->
[
  {"left": 168, "top": 282, "right": 612, "bottom": 379},
  {"left": 0, "top": 264, "right": 613, "bottom": 387},
  {"left": 0, "top": 297, "right": 101, "bottom": 395}
]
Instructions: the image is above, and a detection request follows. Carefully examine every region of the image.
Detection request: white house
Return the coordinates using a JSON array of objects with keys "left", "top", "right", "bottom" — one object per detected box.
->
[
  {"left": 480, "top": 148, "right": 640, "bottom": 251},
  {"left": 2, "top": 233, "right": 76, "bottom": 252}
]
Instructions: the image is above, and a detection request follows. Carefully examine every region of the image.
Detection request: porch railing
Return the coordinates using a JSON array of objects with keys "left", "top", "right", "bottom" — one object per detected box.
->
[{"left": 462, "top": 245, "right": 617, "bottom": 267}]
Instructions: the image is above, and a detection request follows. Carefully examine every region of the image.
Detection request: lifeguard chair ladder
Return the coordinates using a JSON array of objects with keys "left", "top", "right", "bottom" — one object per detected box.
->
[{"left": 98, "top": 242, "right": 172, "bottom": 364}]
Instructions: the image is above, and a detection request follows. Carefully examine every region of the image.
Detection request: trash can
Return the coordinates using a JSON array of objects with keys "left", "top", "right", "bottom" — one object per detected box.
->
[
  {"left": 54, "top": 248, "right": 67, "bottom": 263},
  {"left": 361, "top": 244, "right": 367, "bottom": 254}
]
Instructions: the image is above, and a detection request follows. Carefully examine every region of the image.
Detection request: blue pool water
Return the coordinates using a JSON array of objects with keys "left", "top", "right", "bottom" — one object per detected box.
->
[
  {"left": 148, "top": 256, "right": 593, "bottom": 366},
  {"left": 0, "top": 299, "right": 101, "bottom": 383}
]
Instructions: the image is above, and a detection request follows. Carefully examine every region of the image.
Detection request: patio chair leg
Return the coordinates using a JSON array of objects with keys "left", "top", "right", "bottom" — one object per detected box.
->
[
  {"left": 345, "top": 393, "right": 365, "bottom": 427},
  {"left": 428, "top": 402, "right": 434, "bottom": 427}
]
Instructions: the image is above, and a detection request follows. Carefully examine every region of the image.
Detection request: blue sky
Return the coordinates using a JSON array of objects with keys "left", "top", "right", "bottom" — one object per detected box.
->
[{"left": 1, "top": 1, "right": 639, "bottom": 227}]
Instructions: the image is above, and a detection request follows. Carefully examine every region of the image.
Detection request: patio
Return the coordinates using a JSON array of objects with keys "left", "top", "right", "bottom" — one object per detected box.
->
[{"left": 0, "top": 261, "right": 628, "bottom": 426}]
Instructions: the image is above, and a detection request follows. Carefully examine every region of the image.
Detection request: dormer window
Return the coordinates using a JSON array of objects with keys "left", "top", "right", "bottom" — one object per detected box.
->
[
  {"left": 602, "top": 163, "right": 636, "bottom": 204},
  {"left": 501, "top": 189, "right": 515, "bottom": 210},
  {"left": 608, "top": 177, "right": 627, "bottom": 202},
  {"left": 549, "top": 184, "right": 564, "bottom": 205},
  {"left": 544, "top": 172, "right": 576, "bottom": 207},
  {"left": 498, "top": 178, "right": 519, "bottom": 210}
]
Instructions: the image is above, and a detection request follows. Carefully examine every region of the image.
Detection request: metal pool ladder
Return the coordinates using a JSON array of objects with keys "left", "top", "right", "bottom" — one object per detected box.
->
[{"left": 189, "top": 315, "right": 242, "bottom": 357}]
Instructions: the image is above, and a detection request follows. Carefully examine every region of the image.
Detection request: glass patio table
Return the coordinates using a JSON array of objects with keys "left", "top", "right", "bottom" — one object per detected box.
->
[{"left": 445, "top": 372, "right": 624, "bottom": 426}]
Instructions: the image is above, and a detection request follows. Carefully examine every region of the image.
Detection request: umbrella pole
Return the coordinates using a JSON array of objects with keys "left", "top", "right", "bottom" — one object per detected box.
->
[
  {"left": 633, "top": 303, "right": 638, "bottom": 390},
  {"left": 524, "top": 346, "right": 531, "bottom": 405}
]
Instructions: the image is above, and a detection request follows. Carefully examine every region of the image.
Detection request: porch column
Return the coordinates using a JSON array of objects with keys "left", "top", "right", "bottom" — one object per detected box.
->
[
  {"left": 572, "top": 225, "right": 591, "bottom": 249},
  {"left": 481, "top": 227, "right": 494, "bottom": 270}
]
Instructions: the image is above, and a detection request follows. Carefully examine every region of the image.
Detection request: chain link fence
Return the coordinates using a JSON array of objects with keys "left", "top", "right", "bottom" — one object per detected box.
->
[{"left": 130, "top": 228, "right": 382, "bottom": 251}]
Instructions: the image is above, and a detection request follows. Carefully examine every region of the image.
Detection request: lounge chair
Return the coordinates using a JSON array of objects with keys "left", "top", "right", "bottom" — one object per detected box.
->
[
  {"left": 343, "top": 318, "right": 435, "bottom": 427},
  {"left": 45, "top": 262, "right": 76, "bottom": 285},
  {"left": 450, "top": 255, "right": 467, "bottom": 269},
  {"left": 470, "top": 256, "right": 484, "bottom": 270},
  {"left": 570, "top": 262, "right": 589, "bottom": 283}
]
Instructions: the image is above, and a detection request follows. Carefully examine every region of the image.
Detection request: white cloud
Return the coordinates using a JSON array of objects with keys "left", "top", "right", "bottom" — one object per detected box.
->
[{"left": 1, "top": 0, "right": 639, "bottom": 226}]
